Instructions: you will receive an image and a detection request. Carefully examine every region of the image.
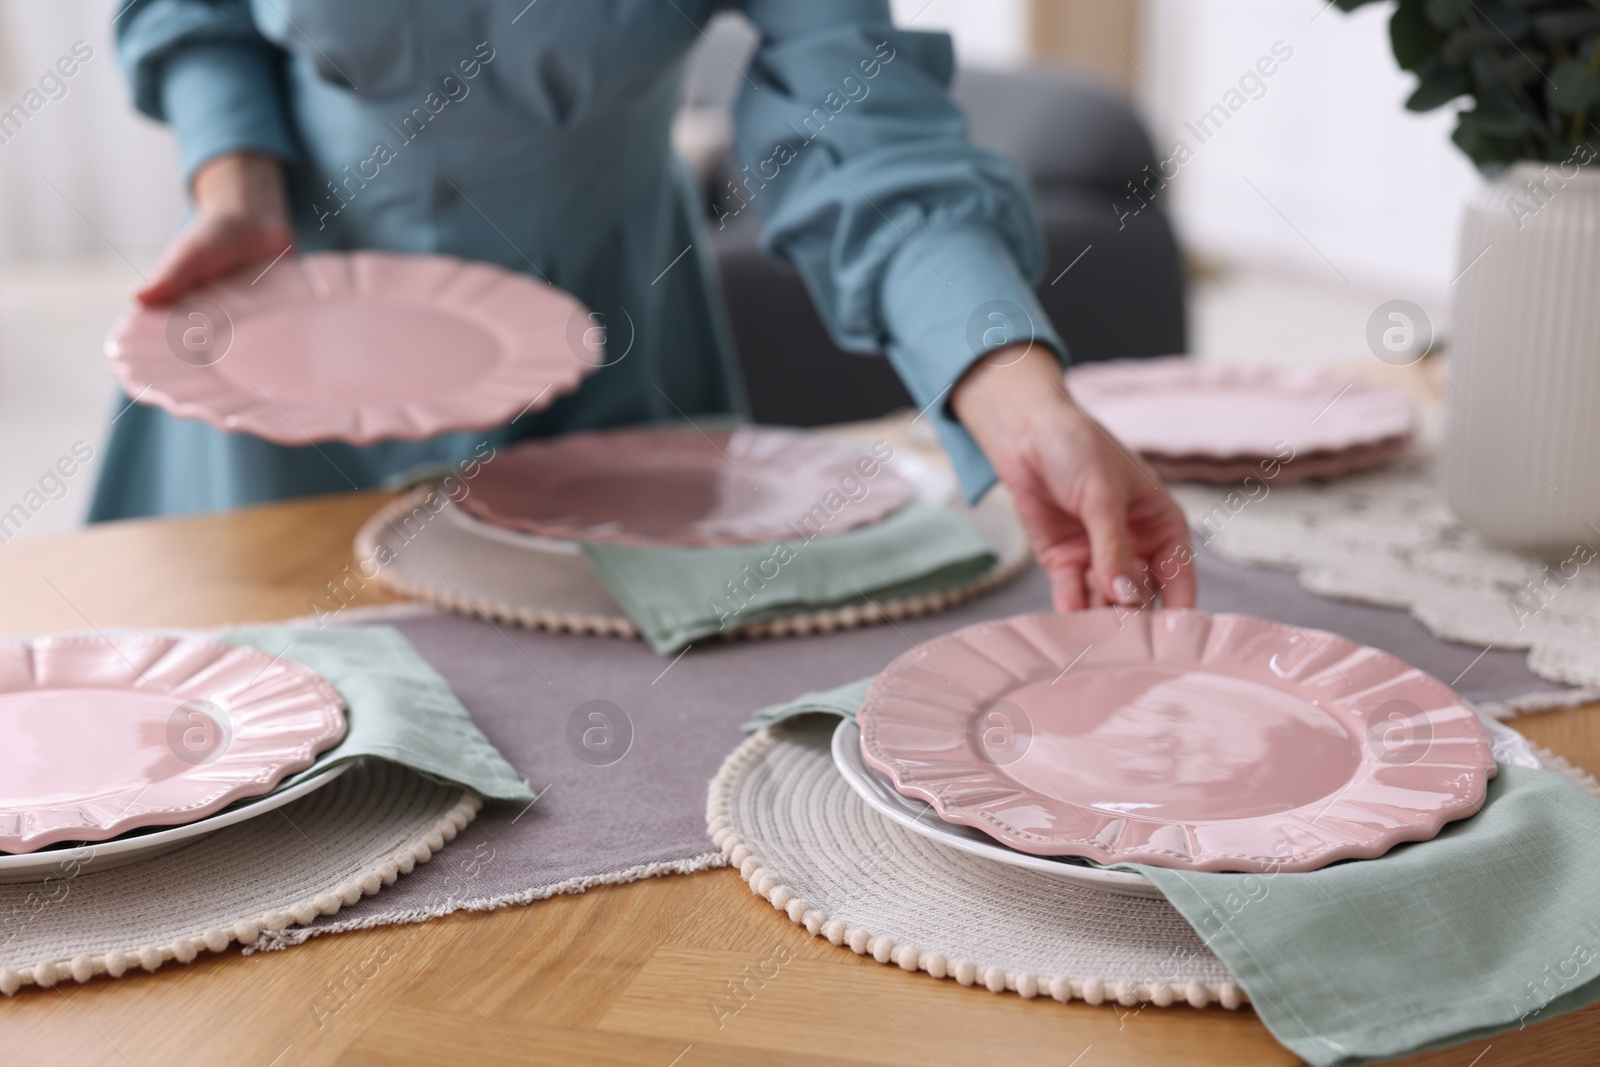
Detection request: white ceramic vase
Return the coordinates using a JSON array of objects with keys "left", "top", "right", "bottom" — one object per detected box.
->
[{"left": 1444, "top": 161, "right": 1600, "bottom": 552}]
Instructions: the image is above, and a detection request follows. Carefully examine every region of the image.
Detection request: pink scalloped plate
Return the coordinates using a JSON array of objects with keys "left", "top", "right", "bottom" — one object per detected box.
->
[
  {"left": 105, "top": 251, "right": 599, "bottom": 444},
  {"left": 459, "top": 426, "right": 916, "bottom": 547},
  {"left": 857, "top": 609, "right": 1496, "bottom": 873},
  {"left": 0, "top": 635, "right": 346, "bottom": 853},
  {"left": 1150, "top": 434, "right": 1412, "bottom": 484},
  {"left": 1066, "top": 359, "right": 1416, "bottom": 463}
]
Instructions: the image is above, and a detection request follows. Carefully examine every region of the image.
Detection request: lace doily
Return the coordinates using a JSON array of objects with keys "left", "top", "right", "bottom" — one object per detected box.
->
[{"left": 1171, "top": 436, "right": 1600, "bottom": 698}]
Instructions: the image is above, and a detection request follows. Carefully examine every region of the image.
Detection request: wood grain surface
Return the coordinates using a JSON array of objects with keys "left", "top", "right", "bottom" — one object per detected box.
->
[{"left": 0, "top": 481, "right": 1597, "bottom": 1066}]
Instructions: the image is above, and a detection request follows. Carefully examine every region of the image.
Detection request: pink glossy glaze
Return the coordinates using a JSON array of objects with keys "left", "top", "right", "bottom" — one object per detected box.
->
[
  {"left": 0, "top": 635, "right": 346, "bottom": 853},
  {"left": 222, "top": 301, "right": 501, "bottom": 405},
  {"left": 857, "top": 609, "right": 1496, "bottom": 873},
  {"left": 1004, "top": 668, "right": 1362, "bottom": 821},
  {"left": 461, "top": 426, "right": 916, "bottom": 547},
  {"left": 105, "top": 251, "right": 598, "bottom": 444}
]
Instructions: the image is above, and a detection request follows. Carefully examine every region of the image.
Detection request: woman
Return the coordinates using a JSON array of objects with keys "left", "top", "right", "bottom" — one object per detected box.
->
[{"left": 99, "top": 0, "right": 1193, "bottom": 612}]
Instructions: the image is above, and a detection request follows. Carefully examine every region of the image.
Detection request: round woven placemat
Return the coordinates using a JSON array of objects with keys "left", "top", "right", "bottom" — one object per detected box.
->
[
  {"left": 706, "top": 716, "right": 1247, "bottom": 1009},
  {"left": 354, "top": 464, "right": 1030, "bottom": 643},
  {"left": 0, "top": 759, "right": 477, "bottom": 995}
]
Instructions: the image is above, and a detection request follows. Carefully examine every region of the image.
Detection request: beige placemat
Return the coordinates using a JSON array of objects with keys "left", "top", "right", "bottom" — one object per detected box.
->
[
  {"left": 0, "top": 759, "right": 476, "bottom": 995},
  {"left": 708, "top": 716, "right": 1246, "bottom": 1009},
  {"left": 711, "top": 716, "right": 1600, "bottom": 1014},
  {"left": 354, "top": 480, "right": 1030, "bottom": 643}
]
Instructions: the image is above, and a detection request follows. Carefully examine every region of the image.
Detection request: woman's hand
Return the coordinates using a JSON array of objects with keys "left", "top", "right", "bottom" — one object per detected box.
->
[
  {"left": 952, "top": 345, "right": 1196, "bottom": 613},
  {"left": 137, "top": 152, "right": 293, "bottom": 306}
]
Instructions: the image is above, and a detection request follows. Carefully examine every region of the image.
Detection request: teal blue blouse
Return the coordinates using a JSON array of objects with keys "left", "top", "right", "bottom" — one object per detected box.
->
[{"left": 93, "top": 0, "right": 1063, "bottom": 520}]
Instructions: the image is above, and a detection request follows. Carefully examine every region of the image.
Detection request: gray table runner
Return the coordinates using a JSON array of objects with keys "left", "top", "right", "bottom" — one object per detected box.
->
[{"left": 261, "top": 546, "right": 1579, "bottom": 947}]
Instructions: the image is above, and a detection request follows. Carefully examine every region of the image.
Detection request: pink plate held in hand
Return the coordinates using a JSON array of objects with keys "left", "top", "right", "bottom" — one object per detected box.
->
[
  {"left": 106, "top": 251, "right": 600, "bottom": 444},
  {"left": 1066, "top": 358, "right": 1416, "bottom": 462},
  {"left": 857, "top": 609, "right": 1496, "bottom": 873},
  {"left": 459, "top": 426, "right": 915, "bottom": 547},
  {"left": 0, "top": 635, "right": 346, "bottom": 853}
]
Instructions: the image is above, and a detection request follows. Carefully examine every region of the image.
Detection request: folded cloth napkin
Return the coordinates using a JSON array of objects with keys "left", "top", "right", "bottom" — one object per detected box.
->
[
  {"left": 748, "top": 682, "right": 1600, "bottom": 1066},
  {"left": 580, "top": 502, "right": 998, "bottom": 655},
  {"left": 746, "top": 676, "right": 875, "bottom": 731},
  {"left": 224, "top": 625, "right": 533, "bottom": 802}
]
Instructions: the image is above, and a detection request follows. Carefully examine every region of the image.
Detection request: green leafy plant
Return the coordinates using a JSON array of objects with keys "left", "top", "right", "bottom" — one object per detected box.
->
[{"left": 1337, "top": 0, "right": 1600, "bottom": 168}]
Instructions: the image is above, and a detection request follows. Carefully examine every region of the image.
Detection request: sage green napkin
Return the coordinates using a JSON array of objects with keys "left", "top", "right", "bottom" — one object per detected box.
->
[
  {"left": 746, "top": 676, "right": 874, "bottom": 731},
  {"left": 581, "top": 503, "right": 998, "bottom": 655},
  {"left": 748, "top": 682, "right": 1600, "bottom": 1065},
  {"left": 1136, "top": 767, "right": 1600, "bottom": 1065},
  {"left": 224, "top": 625, "right": 533, "bottom": 802}
]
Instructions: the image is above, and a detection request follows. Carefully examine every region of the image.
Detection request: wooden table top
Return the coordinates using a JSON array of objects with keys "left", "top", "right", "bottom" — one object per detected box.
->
[{"left": 2, "top": 488, "right": 1599, "bottom": 1067}]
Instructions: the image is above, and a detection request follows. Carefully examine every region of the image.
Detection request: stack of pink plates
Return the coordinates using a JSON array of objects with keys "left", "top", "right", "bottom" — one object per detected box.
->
[
  {"left": 457, "top": 425, "right": 920, "bottom": 548},
  {"left": 847, "top": 609, "right": 1496, "bottom": 885},
  {"left": 1065, "top": 359, "right": 1416, "bottom": 484},
  {"left": 0, "top": 635, "right": 347, "bottom": 881},
  {"left": 105, "top": 251, "right": 598, "bottom": 443}
]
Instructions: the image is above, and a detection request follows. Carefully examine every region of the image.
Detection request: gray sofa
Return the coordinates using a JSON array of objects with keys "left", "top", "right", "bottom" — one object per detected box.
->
[{"left": 686, "top": 28, "right": 1186, "bottom": 426}]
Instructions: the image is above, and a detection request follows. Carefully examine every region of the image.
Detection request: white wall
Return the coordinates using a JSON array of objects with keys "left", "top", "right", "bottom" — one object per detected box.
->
[
  {"left": 1139, "top": 0, "right": 1481, "bottom": 315},
  {"left": 0, "top": 0, "right": 184, "bottom": 263},
  {"left": 889, "top": 0, "right": 1031, "bottom": 68},
  {"left": 0, "top": 3, "right": 176, "bottom": 538}
]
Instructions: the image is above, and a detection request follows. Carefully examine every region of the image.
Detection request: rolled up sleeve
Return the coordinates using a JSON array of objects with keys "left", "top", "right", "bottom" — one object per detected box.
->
[
  {"left": 878, "top": 221, "right": 1062, "bottom": 498},
  {"left": 733, "top": 0, "right": 1064, "bottom": 501},
  {"left": 117, "top": 0, "right": 297, "bottom": 184}
]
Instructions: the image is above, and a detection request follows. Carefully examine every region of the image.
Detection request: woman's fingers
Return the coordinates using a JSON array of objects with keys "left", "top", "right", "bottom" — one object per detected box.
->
[
  {"left": 1149, "top": 532, "right": 1198, "bottom": 609},
  {"left": 1009, "top": 483, "right": 1089, "bottom": 612},
  {"left": 1055, "top": 564, "right": 1090, "bottom": 613},
  {"left": 140, "top": 154, "right": 295, "bottom": 306},
  {"left": 946, "top": 345, "right": 1202, "bottom": 614},
  {"left": 1078, "top": 483, "right": 1141, "bottom": 606},
  {"left": 137, "top": 232, "right": 215, "bottom": 306},
  {"left": 136, "top": 219, "right": 250, "bottom": 306},
  {"left": 136, "top": 213, "right": 294, "bottom": 307}
]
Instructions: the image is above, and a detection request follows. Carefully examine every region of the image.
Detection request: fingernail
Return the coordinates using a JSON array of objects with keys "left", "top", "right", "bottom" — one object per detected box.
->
[{"left": 1112, "top": 576, "right": 1139, "bottom": 604}]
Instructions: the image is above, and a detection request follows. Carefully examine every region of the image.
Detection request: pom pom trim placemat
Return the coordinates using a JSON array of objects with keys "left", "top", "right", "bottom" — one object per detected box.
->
[
  {"left": 353, "top": 482, "right": 1031, "bottom": 643},
  {"left": 709, "top": 716, "right": 1245, "bottom": 1008},
  {"left": 707, "top": 716, "right": 1600, "bottom": 1011},
  {"left": 0, "top": 759, "right": 476, "bottom": 995}
]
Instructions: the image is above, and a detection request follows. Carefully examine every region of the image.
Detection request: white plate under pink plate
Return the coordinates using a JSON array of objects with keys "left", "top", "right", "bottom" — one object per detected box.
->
[
  {"left": 0, "top": 764, "right": 349, "bottom": 883},
  {"left": 830, "top": 718, "right": 1162, "bottom": 897},
  {"left": 1066, "top": 358, "right": 1416, "bottom": 462},
  {"left": 105, "top": 251, "right": 598, "bottom": 444},
  {"left": 0, "top": 635, "right": 346, "bottom": 853},
  {"left": 857, "top": 609, "right": 1496, "bottom": 873}
]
